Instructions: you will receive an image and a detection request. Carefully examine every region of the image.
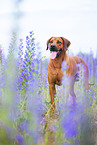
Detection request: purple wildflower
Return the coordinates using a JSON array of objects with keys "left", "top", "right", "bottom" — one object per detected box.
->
[
  {"left": 15, "top": 133, "right": 24, "bottom": 145},
  {"left": 61, "top": 102, "right": 86, "bottom": 139},
  {"left": 17, "top": 32, "right": 38, "bottom": 90},
  {"left": 18, "top": 121, "right": 28, "bottom": 132},
  {"left": 26, "top": 36, "right": 29, "bottom": 40},
  {"left": 62, "top": 111, "right": 78, "bottom": 138}
]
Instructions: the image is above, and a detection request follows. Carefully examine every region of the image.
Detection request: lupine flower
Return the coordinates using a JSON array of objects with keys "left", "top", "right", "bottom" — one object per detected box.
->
[
  {"left": 62, "top": 109, "right": 79, "bottom": 138},
  {"left": 61, "top": 101, "right": 86, "bottom": 139},
  {"left": 18, "top": 121, "right": 28, "bottom": 132},
  {"left": 15, "top": 133, "right": 24, "bottom": 145},
  {"left": 17, "top": 32, "right": 38, "bottom": 90},
  {"left": 13, "top": 32, "right": 43, "bottom": 144}
]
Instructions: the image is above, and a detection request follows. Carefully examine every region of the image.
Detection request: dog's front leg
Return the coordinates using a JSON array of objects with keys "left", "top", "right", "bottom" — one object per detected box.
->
[
  {"left": 69, "top": 77, "right": 76, "bottom": 106},
  {"left": 49, "top": 83, "right": 56, "bottom": 109}
]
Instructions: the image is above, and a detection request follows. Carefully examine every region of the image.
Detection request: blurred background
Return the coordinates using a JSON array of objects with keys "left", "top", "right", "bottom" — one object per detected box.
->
[
  {"left": 0, "top": 1, "right": 97, "bottom": 144},
  {"left": 0, "top": 0, "right": 97, "bottom": 57}
]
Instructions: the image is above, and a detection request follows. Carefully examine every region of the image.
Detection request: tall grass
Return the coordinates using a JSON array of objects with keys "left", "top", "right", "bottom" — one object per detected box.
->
[{"left": 0, "top": 32, "right": 97, "bottom": 145}]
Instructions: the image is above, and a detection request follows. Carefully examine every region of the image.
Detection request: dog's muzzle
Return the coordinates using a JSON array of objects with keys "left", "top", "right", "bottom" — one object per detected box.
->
[
  {"left": 50, "top": 44, "right": 58, "bottom": 52},
  {"left": 50, "top": 44, "right": 63, "bottom": 59}
]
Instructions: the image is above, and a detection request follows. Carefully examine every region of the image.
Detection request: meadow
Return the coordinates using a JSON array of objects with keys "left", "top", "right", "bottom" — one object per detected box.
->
[{"left": 0, "top": 31, "right": 97, "bottom": 145}]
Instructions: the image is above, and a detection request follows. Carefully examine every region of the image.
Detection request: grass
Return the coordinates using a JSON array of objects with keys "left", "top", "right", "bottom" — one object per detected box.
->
[{"left": 0, "top": 31, "right": 97, "bottom": 145}]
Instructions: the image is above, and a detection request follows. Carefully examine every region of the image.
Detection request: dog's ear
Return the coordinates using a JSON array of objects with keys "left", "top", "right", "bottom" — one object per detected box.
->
[
  {"left": 46, "top": 37, "right": 53, "bottom": 50},
  {"left": 61, "top": 37, "right": 71, "bottom": 50}
]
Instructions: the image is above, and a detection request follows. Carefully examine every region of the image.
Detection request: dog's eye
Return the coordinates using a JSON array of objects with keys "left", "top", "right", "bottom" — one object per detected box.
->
[
  {"left": 49, "top": 40, "right": 53, "bottom": 43},
  {"left": 57, "top": 40, "right": 62, "bottom": 44}
]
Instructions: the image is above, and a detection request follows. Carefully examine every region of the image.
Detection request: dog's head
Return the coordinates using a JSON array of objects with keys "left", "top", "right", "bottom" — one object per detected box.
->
[{"left": 46, "top": 37, "right": 71, "bottom": 59}]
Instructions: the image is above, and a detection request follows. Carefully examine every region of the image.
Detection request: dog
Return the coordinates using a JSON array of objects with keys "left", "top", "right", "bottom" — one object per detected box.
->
[{"left": 46, "top": 37, "right": 89, "bottom": 109}]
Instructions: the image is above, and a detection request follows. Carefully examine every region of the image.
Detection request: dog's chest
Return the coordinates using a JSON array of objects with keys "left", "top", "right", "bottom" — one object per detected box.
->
[{"left": 48, "top": 60, "right": 64, "bottom": 81}]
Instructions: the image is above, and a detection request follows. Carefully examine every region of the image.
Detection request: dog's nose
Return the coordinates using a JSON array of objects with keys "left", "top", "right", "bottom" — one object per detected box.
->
[
  {"left": 51, "top": 44, "right": 56, "bottom": 49},
  {"left": 50, "top": 44, "right": 57, "bottom": 51}
]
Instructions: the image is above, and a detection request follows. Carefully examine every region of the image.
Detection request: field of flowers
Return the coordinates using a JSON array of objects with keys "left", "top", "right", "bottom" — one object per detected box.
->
[{"left": 0, "top": 31, "right": 97, "bottom": 145}]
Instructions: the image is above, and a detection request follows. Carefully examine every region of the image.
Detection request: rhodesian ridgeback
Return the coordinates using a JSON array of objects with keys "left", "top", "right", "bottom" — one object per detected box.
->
[{"left": 46, "top": 37, "right": 89, "bottom": 109}]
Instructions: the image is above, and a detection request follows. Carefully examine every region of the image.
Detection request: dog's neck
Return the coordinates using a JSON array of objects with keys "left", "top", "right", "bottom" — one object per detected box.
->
[
  {"left": 64, "top": 51, "right": 69, "bottom": 62},
  {"left": 49, "top": 50, "right": 66, "bottom": 69}
]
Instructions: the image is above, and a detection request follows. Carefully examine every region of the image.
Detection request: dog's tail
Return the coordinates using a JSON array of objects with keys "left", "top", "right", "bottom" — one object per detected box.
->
[{"left": 79, "top": 57, "right": 89, "bottom": 90}]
